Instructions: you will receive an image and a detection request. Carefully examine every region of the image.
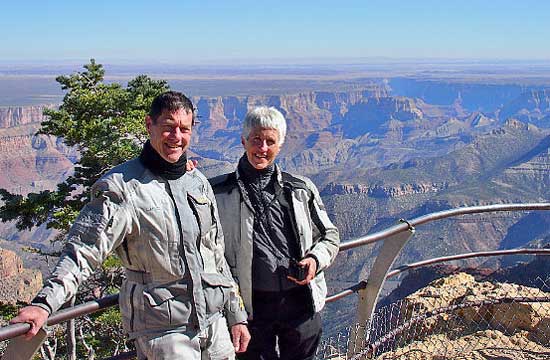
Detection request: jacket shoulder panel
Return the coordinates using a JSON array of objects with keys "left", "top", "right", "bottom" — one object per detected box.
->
[
  {"left": 94, "top": 158, "right": 147, "bottom": 203},
  {"left": 209, "top": 172, "right": 237, "bottom": 194},
  {"left": 281, "top": 171, "right": 311, "bottom": 192}
]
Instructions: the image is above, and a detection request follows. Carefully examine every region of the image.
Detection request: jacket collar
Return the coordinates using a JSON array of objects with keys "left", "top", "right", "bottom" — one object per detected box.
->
[{"left": 236, "top": 162, "right": 284, "bottom": 191}]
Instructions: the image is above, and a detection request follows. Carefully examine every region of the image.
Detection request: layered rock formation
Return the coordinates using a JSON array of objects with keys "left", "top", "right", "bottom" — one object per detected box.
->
[
  {"left": 499, "top": 89, "right": 550, "bottom": 126},
  {"left": 0, "top": 105, "right": 75, "bottom": 193},
  {"left": 0, "top": 248, "right": 42, "bottom": 305},
  {"left": 0, "top": 105, "right": 51, "bottom": 128},
  {"left": 0, "top": 106, "right": 74, "bottom": 246},
  {"left": 388, "top": 78, "right": 532, "bottom": 113},
  {"left": 322, "top": 182, "right": 449, "bottom": 197}
]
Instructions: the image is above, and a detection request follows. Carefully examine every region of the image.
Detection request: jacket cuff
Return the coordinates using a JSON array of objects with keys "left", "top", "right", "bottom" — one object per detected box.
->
[
  {"left": 305, "top": 254, "right": 320, "bottom": 274},
  {"left": 225, "top": 308, "right": 249, "bottom": 327},
  {"left": 31, "top": 296, "right": 53, "bottom": 315}
]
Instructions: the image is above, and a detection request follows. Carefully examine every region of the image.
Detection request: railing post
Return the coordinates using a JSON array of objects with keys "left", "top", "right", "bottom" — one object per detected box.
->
[{"left": 347, "top": 226, "right": 415, "bottom": 358}]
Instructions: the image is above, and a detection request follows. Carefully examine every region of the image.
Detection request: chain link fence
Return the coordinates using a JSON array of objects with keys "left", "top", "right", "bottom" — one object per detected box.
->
[{"left": 317, "top": 273, "right": 550, "bottom": 359}]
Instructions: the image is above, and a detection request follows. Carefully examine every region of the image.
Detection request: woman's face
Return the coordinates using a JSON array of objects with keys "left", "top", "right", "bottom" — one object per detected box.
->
[{"left": 242, "top": 127, "right": 281, "bottom": 170}]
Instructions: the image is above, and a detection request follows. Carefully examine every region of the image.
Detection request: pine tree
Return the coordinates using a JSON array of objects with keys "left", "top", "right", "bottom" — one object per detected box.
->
[
  {"left": 0, "top": 59, "right": 169, "bottom": 234},
  {"left": 0, "top": 60, "right": 169, "bottom": 359}
]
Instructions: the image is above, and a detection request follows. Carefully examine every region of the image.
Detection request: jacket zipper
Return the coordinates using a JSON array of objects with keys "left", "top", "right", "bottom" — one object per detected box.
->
[
  {"left": 187, "top": 196, "right": 205, "bottom": 268},
  {"left": 284, "top": 187, "right": 304, "bottom": 257}
]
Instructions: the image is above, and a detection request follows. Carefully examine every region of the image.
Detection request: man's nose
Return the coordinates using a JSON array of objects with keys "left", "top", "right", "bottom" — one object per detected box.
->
[{"left": 170, "top": 127, "right": 183, "bottom": 138}]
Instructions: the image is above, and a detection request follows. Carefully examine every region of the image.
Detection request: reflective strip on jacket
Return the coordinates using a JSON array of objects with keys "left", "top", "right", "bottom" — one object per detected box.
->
[
  {"left": 32, "top": 158, "right": 248, "bottom": 338},
  {"left": 211, "top": 165, "right": 340, "bottom": 318}
]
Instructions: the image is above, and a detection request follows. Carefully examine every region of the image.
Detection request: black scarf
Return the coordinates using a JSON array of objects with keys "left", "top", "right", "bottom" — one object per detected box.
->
[
  {"left": 139, "top": 140, "right": 187, "bottom": 180},
  {"left": 238, "top": 153, "right": 275, "bottom": 185},
  {"left": 237, "top": 153, "right": 276, "bottom": 219}
]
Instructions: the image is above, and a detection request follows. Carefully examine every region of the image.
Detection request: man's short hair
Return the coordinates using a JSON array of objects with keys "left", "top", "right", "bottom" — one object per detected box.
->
[
  {"left": 242, "top": 106, "right": 287, "bottom": 145},
  {"left": 149, "top": 91, "right": 195, "bottom": 124}
]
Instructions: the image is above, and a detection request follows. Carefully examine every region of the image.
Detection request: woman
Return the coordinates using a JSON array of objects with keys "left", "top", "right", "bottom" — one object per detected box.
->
[{"left": 210, "top": 106, "right": 340, "bottom": 360}]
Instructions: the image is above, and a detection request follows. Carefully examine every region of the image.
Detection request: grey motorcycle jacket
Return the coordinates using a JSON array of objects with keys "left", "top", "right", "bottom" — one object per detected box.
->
[
  {"left": 32, "top": 158, "right": 248, "bottom": 338},
  {"left": 210, "top": 165, "right": 340, "bottom": 318}
]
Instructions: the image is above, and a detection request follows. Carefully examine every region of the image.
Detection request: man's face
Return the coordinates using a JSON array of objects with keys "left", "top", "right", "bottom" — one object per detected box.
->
[
  {"left": 242, "top": 127, "right": 281, "bottom": 170},
  {"left": 146, "top": 108, "right": 193, "bottom": 163}
]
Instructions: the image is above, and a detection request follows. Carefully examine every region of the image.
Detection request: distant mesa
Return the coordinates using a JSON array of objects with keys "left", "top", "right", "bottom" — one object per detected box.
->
[
  {"left": 322, "top": 182, "right": 449, "bottom": 197},
  {"left": 0, "top": 248, "right": 42, "bottom": 305}
]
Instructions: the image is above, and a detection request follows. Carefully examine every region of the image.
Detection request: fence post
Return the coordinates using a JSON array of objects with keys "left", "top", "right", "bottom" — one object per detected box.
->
[{"left": 347, "top": 226, "right": 415, "bottom": 358}]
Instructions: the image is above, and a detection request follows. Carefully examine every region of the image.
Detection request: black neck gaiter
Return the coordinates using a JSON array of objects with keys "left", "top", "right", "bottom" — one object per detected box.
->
[
  {"left": 238, "top": 154, "right": 275, "bottom": 185},
  {"left": 139, "top": 140, "right": 188, "bottom": 180}
]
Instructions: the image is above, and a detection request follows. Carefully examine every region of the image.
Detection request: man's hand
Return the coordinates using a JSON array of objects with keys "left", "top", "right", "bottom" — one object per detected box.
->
[
  {"left": 230, "top": 323, "right": 251, "bottom": 353},
  {"left": 288, "top": 257, "right": 317, "bottom": 286},
  {"left": 9, "top": 306, "right": 49, "bottom": 340},
  {"left": 186, "top": 159, "right": 198, "bottom": 171}
]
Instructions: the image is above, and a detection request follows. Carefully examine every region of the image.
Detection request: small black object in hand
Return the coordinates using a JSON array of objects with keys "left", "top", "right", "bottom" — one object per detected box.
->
[{"left": 288, "top": 259, "right": 307, "bottom": 281}]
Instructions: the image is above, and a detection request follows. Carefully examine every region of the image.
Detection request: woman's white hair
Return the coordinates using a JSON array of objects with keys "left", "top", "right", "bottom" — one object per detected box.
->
[{"left": 242, "top": 106, "right": 287, "bottom": 145}]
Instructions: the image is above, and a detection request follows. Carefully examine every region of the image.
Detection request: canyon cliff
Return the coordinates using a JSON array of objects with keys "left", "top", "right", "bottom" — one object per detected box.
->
[{"left": 0, "top": 248, "right": 42, "bottom": 305}]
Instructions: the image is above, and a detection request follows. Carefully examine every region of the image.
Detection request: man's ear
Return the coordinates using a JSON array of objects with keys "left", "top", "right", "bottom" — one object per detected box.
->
[{"left": 145, "top": 115, "right": 153, "bottom": 134}]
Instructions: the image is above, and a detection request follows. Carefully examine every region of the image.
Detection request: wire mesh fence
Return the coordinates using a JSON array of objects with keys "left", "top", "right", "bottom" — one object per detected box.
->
[{"left": 317, "top": 273, "right": 550, "bottom": 359}]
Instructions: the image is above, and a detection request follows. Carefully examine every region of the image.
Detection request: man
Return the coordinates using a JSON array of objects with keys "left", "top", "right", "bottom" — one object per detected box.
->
[
  {"left": 210, "top": 107, "right": 340, "bottom": 359},
  {"left": 11, "top": 91, "right": 250, "bottom": 359}
]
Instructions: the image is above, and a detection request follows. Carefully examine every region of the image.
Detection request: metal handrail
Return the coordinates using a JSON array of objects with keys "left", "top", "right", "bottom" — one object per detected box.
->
[
  {"left": 325, "top": 248, "right": 550, "bottom": 303},
  {"left": 339, "top": 203, "right": 550, "bottom": 251},
  {"left": 0, "top": 295, "right": 119, "bottom": 341},
  {"left": 386, "top": 248, "right": 550, "bottom": 278},
  {"left": 1, "top": 203, "right": 549, "bottom": 346}
]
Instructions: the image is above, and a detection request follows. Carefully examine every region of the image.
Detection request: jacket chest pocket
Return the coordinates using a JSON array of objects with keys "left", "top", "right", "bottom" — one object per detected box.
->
[{"left": 188, "top": 192, "right": 219, "bottom": 273}]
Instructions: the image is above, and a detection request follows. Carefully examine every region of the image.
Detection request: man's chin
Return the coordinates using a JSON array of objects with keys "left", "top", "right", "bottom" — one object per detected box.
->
[{"left": 163, "top": 154, "right": 183, "bottom": 163}]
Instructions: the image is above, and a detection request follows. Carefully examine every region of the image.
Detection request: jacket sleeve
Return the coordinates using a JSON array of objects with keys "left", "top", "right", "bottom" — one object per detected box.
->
[
  {"left": 205, "top": 180, "right": 248, "bottom": 326},
  {"left": 304, "top": 177, "right": 340, "bottom": 272},
  {"left": 32, "top": 178, "right": 131, "bottom": 314}
]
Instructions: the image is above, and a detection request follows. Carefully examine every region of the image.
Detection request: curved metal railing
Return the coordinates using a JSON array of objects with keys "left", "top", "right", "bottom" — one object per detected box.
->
[
  {"left": 326, "top": 248, "right": 550, "bottom": 303},
  {"left": 1, "top": 202, "right": 550, "bottom": 358},
  {"left": 339, "top": 203, "right": 550, "bottom": 251}
]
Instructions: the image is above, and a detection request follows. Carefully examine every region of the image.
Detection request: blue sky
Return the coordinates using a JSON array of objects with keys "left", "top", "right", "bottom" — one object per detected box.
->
[{"left": 2, "top": 0, "right": 550, "bottom": 64}]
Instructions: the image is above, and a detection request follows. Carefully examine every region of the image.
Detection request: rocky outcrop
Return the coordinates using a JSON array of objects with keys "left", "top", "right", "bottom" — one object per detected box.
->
[
  {"left": 375, "top": 330, "right": 550, "bottom": 360},
  {"left": 386, "top": 273, "right": 550, "bottom": 357},
  {"left": 0, "top": 248, "right": 42, "bottom": 305},
  {"left": 0, "top": 248, "right": 23, "bottom": 277},
  {"left": 349, "top": 271, "right": 550, "bottom": 359}
]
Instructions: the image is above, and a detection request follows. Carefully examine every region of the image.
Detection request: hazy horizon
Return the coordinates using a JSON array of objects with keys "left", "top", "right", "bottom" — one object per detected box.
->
[{"left": 3, "top": 1, "right": 550, "bottom": 63}]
